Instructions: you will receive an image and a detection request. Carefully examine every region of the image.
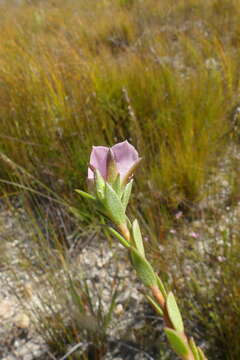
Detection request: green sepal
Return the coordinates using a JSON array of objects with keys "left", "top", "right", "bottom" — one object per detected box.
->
[
  {"left": 132, "top": 219, "right": 145, "bottom": 257},
  {"left": 95, "top": 169, "right": 106, "bottom": 200},
  {"left": 112, "top": 174, "right": 122, "bottom": 197},
  {"left": 108, "top": 227, "right": 130, "bottom": 249},
  {"left": 189, "top": 338, "right": 200, "bottom": 360},
  {"left": 131, "top": 248, "right": 157, "bottom": 287},
  {"left": 156, "top": 274, "right": 167, "bottom": 299},
  {"left": 75, "top": 189, "right": 96, "bottom": 201},
  {"left": 104, "top": 183, "right": 126, "bottom": 225},
  {"left": 164, "top": 328, "right": 190, "bottom": 358},
  {"left": 197, "top": 347, "right": 207, "bottom": 360},
  {"left": 121, "top": 179, "right": 133, "bottom": 211},
  {"left": 145, "top": 294, "right": 163, "bottom": 316},
  {"left": 106, "top": 149, "right": 118, "bottom": 184},
  {"left": 126, "top": 216, "right": 132, "bottom": 229},
  {"left": 166, "top": 291, "right": 184, "bottom": 332}
]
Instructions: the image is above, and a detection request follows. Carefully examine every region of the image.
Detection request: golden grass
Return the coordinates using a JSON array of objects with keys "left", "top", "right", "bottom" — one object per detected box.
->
[{"left": 0, "top": 0, "right": 238, "bottom": 219}]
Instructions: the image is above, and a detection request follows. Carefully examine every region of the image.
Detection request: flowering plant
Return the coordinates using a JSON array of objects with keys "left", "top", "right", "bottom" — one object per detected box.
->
[{"left": 77, "top": 140, "right": 207, "bottom": 360}]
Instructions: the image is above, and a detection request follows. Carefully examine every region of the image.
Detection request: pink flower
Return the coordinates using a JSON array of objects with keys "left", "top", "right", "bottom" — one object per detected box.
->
[
  {"left": 88, "top": 140, "right": 140, "bottom": 184},
  {"left": 175, "top": 211, "right": 183, "bottom": 219},
  {"left": 189, "top": 231, "right": 199, "bottom": 239}
]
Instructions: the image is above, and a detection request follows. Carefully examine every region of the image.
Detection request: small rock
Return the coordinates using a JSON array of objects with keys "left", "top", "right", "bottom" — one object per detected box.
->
[
  {"left": 0, "top": 299, "right": 14, "bottom": 320},
  {"left": 14, "top": 313, "right": 30, "bottom": 329},
  {"left": 114, "top": 304, "right": 124, "bottom": 316}
]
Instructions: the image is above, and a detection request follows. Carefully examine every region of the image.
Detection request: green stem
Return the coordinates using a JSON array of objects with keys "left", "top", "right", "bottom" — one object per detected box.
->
[{"left": 114, "top": 221, "right": 205, "bottom": 360}]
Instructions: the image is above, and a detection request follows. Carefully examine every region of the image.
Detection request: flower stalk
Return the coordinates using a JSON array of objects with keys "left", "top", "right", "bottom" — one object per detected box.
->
[{"left": 76, "top": 140, "right": 207, "bottom": 360}]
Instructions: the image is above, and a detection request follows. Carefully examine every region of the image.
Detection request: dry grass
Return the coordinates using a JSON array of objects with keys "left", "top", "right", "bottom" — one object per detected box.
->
[{"left": 0, "top": 0, "right": 237, "bottom": 216}]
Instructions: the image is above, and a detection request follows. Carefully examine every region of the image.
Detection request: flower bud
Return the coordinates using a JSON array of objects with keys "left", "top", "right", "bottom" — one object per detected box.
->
[{"left": 106, "top": 148, "right": 119, "bottom": 184}]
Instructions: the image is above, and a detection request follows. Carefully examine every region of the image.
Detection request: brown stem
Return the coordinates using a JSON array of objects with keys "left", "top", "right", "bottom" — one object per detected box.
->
[
  {"left": 118, "top": 223, "right": 131, "bottom": 242},
  {"left": 151, "top": 285, "right": 165, "bottom": 308}
]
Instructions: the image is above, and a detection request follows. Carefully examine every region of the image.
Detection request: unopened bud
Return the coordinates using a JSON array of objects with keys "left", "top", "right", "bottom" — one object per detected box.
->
[{"left": 106, "top": 148, "right": 119, "bottom": 184}]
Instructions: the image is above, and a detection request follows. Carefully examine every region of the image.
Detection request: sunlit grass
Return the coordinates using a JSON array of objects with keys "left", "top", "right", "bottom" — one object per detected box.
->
[{"left": 0, "top": 0, "right": 237, "bottom": 223}]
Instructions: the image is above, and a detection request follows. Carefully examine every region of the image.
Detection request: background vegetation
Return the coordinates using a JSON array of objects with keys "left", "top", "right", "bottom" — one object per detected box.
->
[{"left": 1, "top": 0, "right": 240, "bottom": 359}]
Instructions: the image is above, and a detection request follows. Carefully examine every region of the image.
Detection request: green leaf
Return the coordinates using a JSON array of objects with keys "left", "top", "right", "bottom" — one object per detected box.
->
[
  {"left": 189, "top": 338, "right": 200, "bottom": 360},
  {"left": 145, "top": 294, "right": 163, "bottom": 316},
  {"left": 131, "top": 248, "right": 157, "bottom": 287},
  {"left": 132, "top": 219, "right": 145, "bottom": 257},
  {"left": 197, "top": 347, "right": 207, "bottom": 360},
  {"left": 164, "top": 328, "right": 190, "bottom": 358},
  {"left": 95, "top": 169, "right": 105, "bottom": 200},
  {"left": 166, "top": 291, "right": 184, "bottom": 332},
  {"left": 121, "top": 179, "right": 133, "bottom": 211},
  {"left": 108, "top": 227, "right": 130, "bottom": 249},
  {"left": 156, "top": 275, "right": 167, "bottom": 299},
  {"left": 104, "top": 183, "right": 126, "bottom": 225},
  {"left": 75, "top": 189, "right": 96, "bottom": 201},
  {"left": 112, "top": 174, "right": 122, "bottom": 196}
]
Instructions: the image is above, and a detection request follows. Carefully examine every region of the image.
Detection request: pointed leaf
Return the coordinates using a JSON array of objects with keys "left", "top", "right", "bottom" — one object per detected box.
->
[
  {"left": 104, "top": 183, "right": 126, "bottom": 225},
  {"left": 145, "top": 295, "right": 163, "bottom": 316},
  {"left": 95, "top": 169, "right": 106, "bottom": 200},
  {"left": 189, "top": 338, "right": 200, "bottom": 360},
  {"left": 121, "top": 179, "right": 133, "bottom": 211},
  {"left": 112, "top": 174, "right": 122, "bottom": 196},
  {"left": 132, "top": 219, "right": 145, "bottom": 257},
  {"left": 75, "top": 189, "right": 96, "bottom": 201},
  {"left": 108, "top": 227, "right": 130, "bottom": 249},
  {"left": 131, "top": 248, "right": 157, "bottom": 287},
  {"left": 197, "top": 347, "right": 207, "bottom": 360},
  {"left": 164, "top": 328, "right": 190, "bottom": 358},
  {"left": 156, "top": 275, "right": 167, "bottom": 299},
  {"left": 166, "top": 292, "right": 184, "bottom": 332}
]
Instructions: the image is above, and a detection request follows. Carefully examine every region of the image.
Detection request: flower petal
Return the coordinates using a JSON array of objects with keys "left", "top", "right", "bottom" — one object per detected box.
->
[
  {"left": 88, "top": 146, "right": 109, "bottom": 180},
  {"left": 112, "top": 140, "right": 139, "bottom": 179}
]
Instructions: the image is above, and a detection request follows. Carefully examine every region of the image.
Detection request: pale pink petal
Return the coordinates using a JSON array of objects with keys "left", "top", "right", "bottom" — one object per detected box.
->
[
  {"left": 175, "top": 211, "right": 183, "bottom": 219},
  {"left": 112, "top": 140, "right": 139, "bottom": 179},
  {"left": 189, "top": 232, "right": 199, "bottom": 239},
  {"left": 88, "top": 146, "right": 109, "bottom": 180}
]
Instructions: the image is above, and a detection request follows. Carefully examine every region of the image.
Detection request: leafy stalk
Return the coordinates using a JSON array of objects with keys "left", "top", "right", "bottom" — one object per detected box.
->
[{"left": 77, "top": 164, "right": 208, "bottom": 359}]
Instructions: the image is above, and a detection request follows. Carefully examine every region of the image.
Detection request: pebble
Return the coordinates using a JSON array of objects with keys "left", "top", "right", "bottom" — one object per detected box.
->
[
  {"left": 0, "top": 203, "right": 147, "bottom": 360},
  {"left": 14, "top": 313, "right": 30, "bottom": 329}
]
